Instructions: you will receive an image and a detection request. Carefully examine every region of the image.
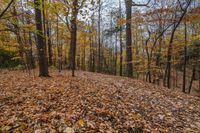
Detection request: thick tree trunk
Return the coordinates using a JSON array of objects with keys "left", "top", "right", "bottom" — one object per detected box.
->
[
  {"left": 34, "top": 0, "right": 49, "bottom": 77},
  {"left": 68, "top": 0, "right": 78, "bottom": 76},
  {"left": 125, "top": 0, "right": 133, "bottom": 77}
]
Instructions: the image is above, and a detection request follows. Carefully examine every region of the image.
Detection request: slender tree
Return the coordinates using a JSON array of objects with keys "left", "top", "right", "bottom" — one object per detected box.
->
[
  {"left": 165, "top": 0, "right": 192, "bottom": 88},
  {"left": 119, "top": 0, "right": 123, "bottom": 76},
  {"left": 183, "top": 21, "right": 187, "bottom": 93}
]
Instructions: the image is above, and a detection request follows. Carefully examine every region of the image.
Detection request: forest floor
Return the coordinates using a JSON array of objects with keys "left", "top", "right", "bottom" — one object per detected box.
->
[{"left": 0, "top": 69, "right": 200, "bottom": 133}]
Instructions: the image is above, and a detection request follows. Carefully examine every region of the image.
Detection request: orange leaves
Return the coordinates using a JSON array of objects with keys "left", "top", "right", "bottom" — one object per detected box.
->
[{"left": 0, "top": 70, "right": 200, "bottom": 132}]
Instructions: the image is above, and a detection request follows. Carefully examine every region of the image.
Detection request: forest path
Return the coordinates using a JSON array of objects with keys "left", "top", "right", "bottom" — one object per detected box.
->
[{"left": 0, "top": 70, "right": 200, "bottom": 132}]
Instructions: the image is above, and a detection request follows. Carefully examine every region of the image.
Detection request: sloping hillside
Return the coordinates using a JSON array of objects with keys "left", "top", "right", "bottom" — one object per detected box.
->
[{"left": 0, "top": 70, "right": 200, "bottom": 132}]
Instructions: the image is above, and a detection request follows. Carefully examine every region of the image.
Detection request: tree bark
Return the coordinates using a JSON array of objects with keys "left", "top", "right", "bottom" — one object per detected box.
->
[
  {"left": 188, "top": 65, "right": 196, "bottom": 94},
  {"left": 125, "top": 0, "right": 133, "bottom": 77},
  {"left": 119, "top": 0, "right": 123, "bottom": 76},
  {"left": 183, "top": 21, "right": 187, "bottom": 93},
  {"left": 97, "top": 0, "right": 101, "bottom": 72},
  {"left": 68, "top": 0, "right": 78, "bottom": 76},
  {"left": 34, "top": 0, "right": 49, "bottom": 77},
  {"left": 46, "top": 21, "right": 53, "bottom": 65}
]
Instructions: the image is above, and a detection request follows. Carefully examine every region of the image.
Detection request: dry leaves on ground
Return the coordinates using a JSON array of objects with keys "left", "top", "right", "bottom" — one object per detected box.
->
[{"left": 0, "top": 70, "right": 200, "bottom": 133}]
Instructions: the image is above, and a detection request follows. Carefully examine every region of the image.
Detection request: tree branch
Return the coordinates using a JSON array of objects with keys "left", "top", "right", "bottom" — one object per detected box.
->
[
  {"left": 78, "top": 0, "right": 86, "bottom": 10},
  {"left": 0, "top": 0, "right": 14, "bottom": 19},
  {"left": 177, "top": 0, "right": 184, "bottom": 11},
  {"left": 132, "top": 0, "right": 151, "bottom": 7}
]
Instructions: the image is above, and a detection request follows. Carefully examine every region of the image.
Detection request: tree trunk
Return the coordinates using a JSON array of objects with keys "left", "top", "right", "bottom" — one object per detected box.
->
[
  {"left": 56, "top": 16, "right": 62, "bottom": 72},
  {"left": 42, "top": 0, "right": 47, "bottom": 55},
  {"left": 68, "top": 0, "right": 78, "bottom": 76},
  {"left": 47, "top": 21, "right": 53, "bottom": 66},
  {"left": 97, "top": 0, "right": 101, "bottom": 72},
  {"left": 183, "top": 21, "right": 187, "bottom": 93},
  {"left": 199, "top": 64, "right": 200, "bottom": 91},
  {"left": 34, "top": 0, "right": 49, "bottom": 77},
  {"left": 115, "top": 33, "right": 118, "bottom": 75},
  {"left": 27, "top": 31, "right": 35, "bottom": 69},
  {"left": 125, "top": 0, "right": 133, "bottom": 77},
  {"left": 188, "top": 65, "right": 196, "bottom": 94},
  {"left": 119, "top": 0, "right": 123, "bottom": 76}
]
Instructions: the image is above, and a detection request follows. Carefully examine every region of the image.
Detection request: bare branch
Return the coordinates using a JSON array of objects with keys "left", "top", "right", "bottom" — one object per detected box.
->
[
  {"left": 177, "top": 0, "right": 184, "bottom": 11},
  {"left": 0, "top": 0, "right": 14, "bottom": 19},
  {"left": 78, "top": 0, "right": 86, "bottom": 10},
  {"left": 132, "top": 0, "right": 151, "bottom": 7},
  {"left": 54, "top": 12, "right": 71, "bottom": 31}
]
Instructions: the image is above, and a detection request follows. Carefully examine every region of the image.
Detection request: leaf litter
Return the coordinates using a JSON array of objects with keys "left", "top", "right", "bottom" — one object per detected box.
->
[{"left": 0, "top": 70, "right": 200, "bottom": 132}]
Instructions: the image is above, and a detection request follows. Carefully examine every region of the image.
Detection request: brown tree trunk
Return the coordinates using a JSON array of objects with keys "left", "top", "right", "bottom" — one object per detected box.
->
[
  {"left": 34, "top": 0, "right": 49, "bottom": 77},
  {"left": 125, "top": 0, "right": 133, "bottom": 77},
  {"left": 89, "top": 33, "right": 93, "bottom": 72},
  {"left": 199, "top": 65, "right": 200, "bottom": 91},
  {"left": 27, "top": 31, "right": 35, "bottom": 69},
  {"left": 56, "top": 16, "right": 62, "bottom": 72},
  {"left": 42, "top": 0, "right": 47, "bottom": 55},
  {"left": 115, "top": 33, "right": 118, "bottom": 75},
  {"left": 46, "top": 20, "right": 53, "bottom": 66},
  {"left": 183, "top": 21, "right": 187, "bottom": 93},
  {"left": 119, "top": 0, "right": 123, "bottom": 76},
  {"left": 188, "top": 65, "right": 196, "bottom": 94},
  {"left": 68, "top": 0, "right": 78, "bottom": 76},
  {"left": 97, "top": 0, "right": 101, "bottom": 72}
]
